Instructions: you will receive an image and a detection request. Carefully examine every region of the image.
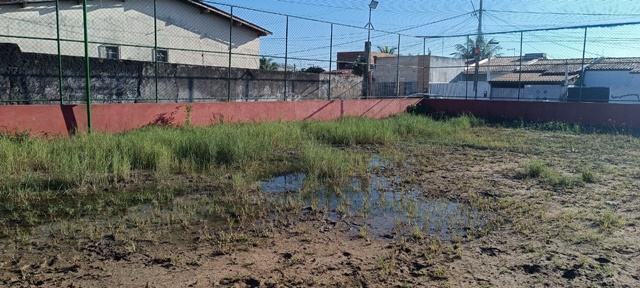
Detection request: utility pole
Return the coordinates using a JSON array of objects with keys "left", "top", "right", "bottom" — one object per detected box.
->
[
  {"left": 473, "top": 0, "right": 483, "bottom": 99},
  {"left": 365, "top": 1, "right": 378, "bottom": 99}
]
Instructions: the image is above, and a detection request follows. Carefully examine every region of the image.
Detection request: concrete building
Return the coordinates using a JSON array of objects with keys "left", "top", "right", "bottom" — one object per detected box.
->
[
  {"left": 368, "top": 50, "right": 640, "bottom": 102},
  {"left": 490, "top": 57, "right": 640, "bottom": 103},
  {"left": 374, "top": 55, "right": 464, "bottom": 96},
  {"left": 584, "top": 57, "right": 640, "bottom": 103},
  {"left": 489, "top": 58, "right": 585, "bottom": 101},
  {"left": 0, "top": 0, "right": 271, "bottom": 69}
]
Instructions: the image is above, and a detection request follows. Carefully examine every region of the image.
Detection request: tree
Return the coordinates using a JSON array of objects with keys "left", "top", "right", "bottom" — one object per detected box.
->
[
  {"left": 451, "top": 36, "right": 502, "bottom": 59},
  {"left": 301, "top": 66, "right": 325, "bottom": 73},
  {"left": 260, "top": 56, "right": 279, "bottom": 71},
  {"left": 377, "top": 45, "right": 397, "bottom": 54},
  {"left": 351, "top": 55, "right": 366, "bottom": 76}
]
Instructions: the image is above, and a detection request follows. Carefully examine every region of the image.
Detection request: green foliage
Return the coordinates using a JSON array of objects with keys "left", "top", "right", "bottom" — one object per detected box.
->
[
  {"left": 377, "top": 45, "right": 397, "bottom": 54},
  {"left": 259, "top": 56, "right": 279, "bottom": 71},
  {"left": 523, "top": 161, "right": 547, "bottom": 178},
  {"left": 580, "top": 167, "right": 597, "bottom": 183},
  {"left": 506, "top": 119, "right": 581, "bottom": 133},
  {"left": 598, "top": 210, "right": 624, "bottom": 231},
  {"left": 301, "top": 66, "right": 325, "bottom": 73},
  {"left": 0, "top": 114, "right": 484, "bottom": 236},
  {"left": 297, "top": 143, "right": 365, "bottom": 179},
  {"left": 521, "top": 161, "right": 581, "bottom": 188},
  {"left": 451, "top": 36, "right": 502, "bottom": 59},
  {"left": 351, "top": 54, "right": 366, "bottom": 76},
  {"left": 302, "top": 117, "right": 396, "bottom": 146}
]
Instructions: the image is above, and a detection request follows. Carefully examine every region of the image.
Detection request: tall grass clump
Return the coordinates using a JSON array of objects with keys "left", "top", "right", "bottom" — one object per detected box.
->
[
  {"left": 301, "top": 117, "right": 397, "bottom": 146},
  {"left": 297, "top": 143, "right": 366, "bottom": 180},
  {"left": 1, "top": 114, "right": 482, "bottom": 190},
  {"left": 579, "top": 167, "right": 597, "bottom": 183},
  {"left": 521, "top": 160, "right": 581, "bottom": 188},
  {"left": 523, "top": 160, "right": 547, "bottom": 178},
  {"left": 388, "top": 114, "right": 476, "bottom": 138}
]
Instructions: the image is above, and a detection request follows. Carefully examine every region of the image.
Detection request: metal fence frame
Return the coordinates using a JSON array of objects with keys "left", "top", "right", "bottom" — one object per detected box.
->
[{"left": 0, "top": 0, "right": 639, "bottom": 130}]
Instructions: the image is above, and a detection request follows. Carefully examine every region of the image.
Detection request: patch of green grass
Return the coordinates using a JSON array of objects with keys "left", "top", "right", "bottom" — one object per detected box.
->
[
  {"left": 301, "top": 117, "right": 396, "bottom": 146},
  {"left": 580, "top": 167, "right": 598, "bottom": 183},
  {"left": 543, "top": 169, "right": 580, "bottom": 188},
  {"left": 598, "top": 210, "right": 624, "bottom": 231},
  {"left": 523, "top": 161, "right": 547, "bottom": 178},
  {"left": 297, "top": 143, "right": 365, "bottom": 180},
  {"left": 7, "top": 116, "right": 465, "bottom": 235},
  {"left": 520, "top": 161, "right": 582, "bottom": 188}
]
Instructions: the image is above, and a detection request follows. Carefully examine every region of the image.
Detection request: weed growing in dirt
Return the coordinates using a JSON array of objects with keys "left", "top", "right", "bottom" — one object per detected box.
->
[
  {"left": 598, "top": 210, "right": 624, "bottom": 231},
  {"left": 520, "top": 161, "right": 582, "bottom": 189},
  {"left": 580, "top": 167, "right": 598, "bottom": 183},
  {"left": 523, "top": 161, "right": 547, "bottom": 178}
]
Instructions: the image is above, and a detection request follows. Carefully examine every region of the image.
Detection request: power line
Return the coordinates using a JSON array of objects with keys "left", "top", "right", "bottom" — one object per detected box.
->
[
  {"left": 486, "top": 9, "right": 640, "bottom": 17},
  {"left": 484, "top": 12, "right": 601, "bottom": 57},
  {"left": 395, "top": 12, "right": 475, "bottom": 33},
  {"left": 469, "top": 0, "right": 479, "bottom": 20}
]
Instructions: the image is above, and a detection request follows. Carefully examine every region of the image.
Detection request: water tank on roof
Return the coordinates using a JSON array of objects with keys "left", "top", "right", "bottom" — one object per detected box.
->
[{"left": 523, "top": 53, "right": 547, "bottom": 60}]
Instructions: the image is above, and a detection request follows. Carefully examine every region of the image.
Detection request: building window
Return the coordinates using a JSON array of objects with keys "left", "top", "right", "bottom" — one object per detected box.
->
[
  {"left": 99, "top": 45, "right": 119, "bottom": 60},
  {"left": 155, "top": 49, "right": 168, "bottom": 62}
]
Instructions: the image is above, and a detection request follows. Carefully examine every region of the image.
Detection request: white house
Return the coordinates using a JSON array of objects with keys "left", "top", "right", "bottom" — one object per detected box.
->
[
  {"left": 0, "top": 0, "right": 271, "bottom": 69},
  {"left": 488, "top": 57, "right": 640, "bottom": 103},
  {"left": 584, "top": 57, "right": 640, "bottom": 103}
]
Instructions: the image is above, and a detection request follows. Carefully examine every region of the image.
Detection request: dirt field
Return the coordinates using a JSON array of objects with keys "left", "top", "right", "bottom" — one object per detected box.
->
[{"left": 1, "top": 123, "right": 639, "bottom": 287}]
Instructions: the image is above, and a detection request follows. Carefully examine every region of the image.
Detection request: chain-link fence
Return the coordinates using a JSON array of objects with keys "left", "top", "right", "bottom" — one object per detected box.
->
[
  {"left": 0, "top": 1, "right": 639, "bottom": 105},
  {"left": 426, "top": 23, "right": 640, "bottom": 103}
]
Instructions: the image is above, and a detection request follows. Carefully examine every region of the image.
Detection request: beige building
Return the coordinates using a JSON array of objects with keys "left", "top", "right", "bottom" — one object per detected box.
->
[{"left": 0, "top": 0, "right": 271, "bottom": 69}]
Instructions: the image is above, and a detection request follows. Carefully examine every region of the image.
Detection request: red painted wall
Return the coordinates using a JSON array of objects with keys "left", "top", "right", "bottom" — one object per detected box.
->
[
  {"left": 421, "top": 99, "right": 639, "bottom": 129},
  {"left": 0, "top": 99, "right": 420, "bottom": 136}
]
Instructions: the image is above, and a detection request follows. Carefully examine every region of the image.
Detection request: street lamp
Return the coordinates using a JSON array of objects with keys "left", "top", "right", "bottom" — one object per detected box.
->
[{"left": 364, "top": 0, "right": 378, "bottom": 98}]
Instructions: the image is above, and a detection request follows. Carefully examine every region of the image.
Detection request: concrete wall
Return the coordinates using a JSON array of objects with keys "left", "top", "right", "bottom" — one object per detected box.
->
[
  {"left": 0, "top": 0, "right": 262, "bottom": 68},
  {"left": 491, "top": 85, "right": 564, "bottom": 101},
  {"left": 429, "top": 82, "right": 490, "bottom": 99},
  {"left": 374, "top": 55, "right": 464, "bottom": 96},
  {"left": 429, "top": 56, "right": 465, "bottom": 83},
  {"left": 0, "top": 44, "right": 361, "bottom": 103},
  {"left": 419, "top": 99, "right": 640, "bottom": 129},
  {"left": 0, "top": 99, "right": 421, "bottom": 136},
  {"left": 522, "top": 85, "right": 564, "bottom": 100},
  {"left": 375, "top": 56, "right": 420, "bottom": 83},
  {"left": 584, "top": 70, "right": 640, "bottom": 103}
]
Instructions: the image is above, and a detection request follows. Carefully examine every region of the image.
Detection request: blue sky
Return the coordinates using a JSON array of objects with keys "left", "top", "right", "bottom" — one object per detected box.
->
[{"left": 204, "top": 0, "right": 640, "bottom": 68}]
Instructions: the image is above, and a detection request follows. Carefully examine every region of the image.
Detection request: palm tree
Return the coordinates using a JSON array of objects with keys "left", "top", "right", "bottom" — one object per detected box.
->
[
  {"left": 451, "top": 36, "right": 502, "bottom": 59},
  {"left": 260, "top": 57, "right": 279, "bottom": 71},
  {"left": 377, "top": 45, "right": 397, "bottom": 54}
]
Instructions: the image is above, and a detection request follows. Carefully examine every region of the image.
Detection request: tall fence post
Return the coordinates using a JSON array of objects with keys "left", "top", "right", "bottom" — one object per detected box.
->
[
  {"left": 328, "top": 23, "right": 333, "bottom": 100},
  {"left": 153, "top": 0, "right": 158, "bottom": 103},
  {"left": 422, "top": 37, "right": 426, "bottom": 94},
  {"left": 228, "top": 6, "right": 233, "bottom": 102},
  {"left": 82, "top": 0, "right": 91, "bottom": 131},
  {"left": 284, "top": 16, "right": 289, "bottom": 101},
  {"left": 465, "top": 35, "right": 469, "bottom": 99},
  {"left": 55, "top": 0, "right": 63, "bottom": 105},
  {"left": 395, "top": 34, "right": 401, "bottom": 97},
  {"left": 517, "top": 31, "right": 523, "bottom": 101},
  {"left": 579, "top": 27, "right": 588, "bottom": 102}
]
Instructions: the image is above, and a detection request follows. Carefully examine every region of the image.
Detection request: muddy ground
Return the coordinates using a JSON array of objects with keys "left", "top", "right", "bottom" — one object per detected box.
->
[{"left": 1, "top": 127, "right": 639, "bottom": 287}]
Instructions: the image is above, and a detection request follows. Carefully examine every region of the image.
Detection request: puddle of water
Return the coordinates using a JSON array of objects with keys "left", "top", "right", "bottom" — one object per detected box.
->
[
  {"left": 260, "top": 172, "right": 484, "bottom": 241},
  {"left": 260, "top": 173, "right": 306, "bottom": 193},
  {"left": 368, "top": 155, "right": 386, "bottom": 169}
]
